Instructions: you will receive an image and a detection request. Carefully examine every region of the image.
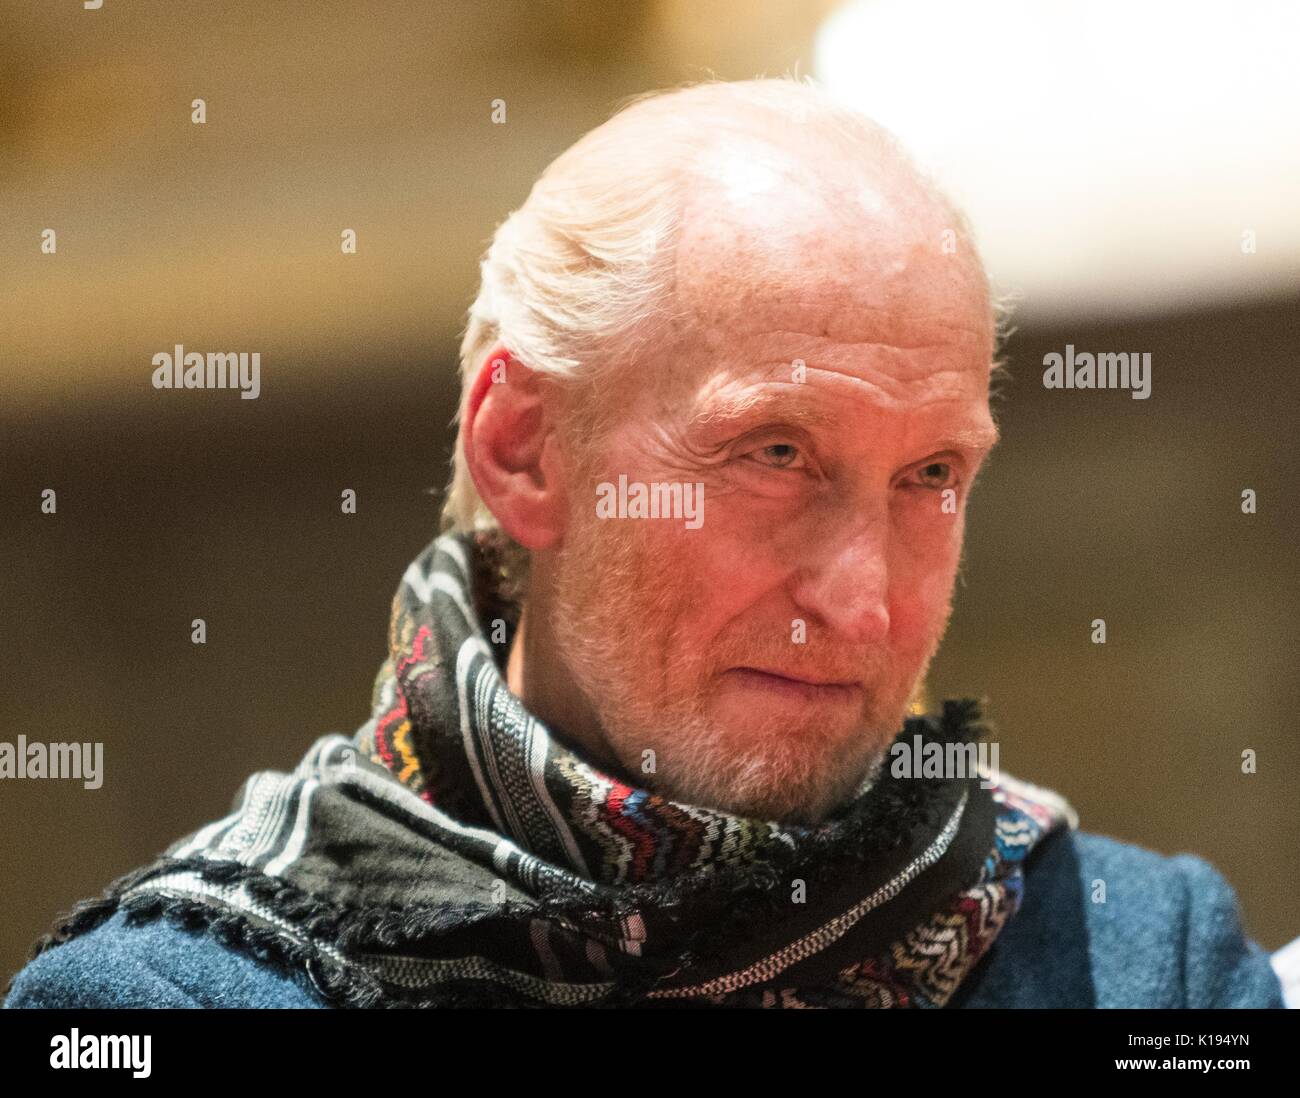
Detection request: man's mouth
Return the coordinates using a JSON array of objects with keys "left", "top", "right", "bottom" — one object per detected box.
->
[{"left": 724, "top": 666, "right": 865, "bottom": 704}]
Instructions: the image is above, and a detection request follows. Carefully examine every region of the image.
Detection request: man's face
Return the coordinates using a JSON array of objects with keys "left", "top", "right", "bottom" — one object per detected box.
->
[{"left": 545, "top": 151, "right": 997, "bottom": 825}]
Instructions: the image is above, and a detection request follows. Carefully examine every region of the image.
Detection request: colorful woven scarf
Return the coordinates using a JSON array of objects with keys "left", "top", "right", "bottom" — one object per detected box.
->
[{"left": 22, "top": 531, "right": 1078, "bottom": 1008}]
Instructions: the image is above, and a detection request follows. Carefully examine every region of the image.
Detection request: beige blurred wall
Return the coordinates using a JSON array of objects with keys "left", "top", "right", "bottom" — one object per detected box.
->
[{"left": 1, "top": 0, "right": 836, "bottom": 411}]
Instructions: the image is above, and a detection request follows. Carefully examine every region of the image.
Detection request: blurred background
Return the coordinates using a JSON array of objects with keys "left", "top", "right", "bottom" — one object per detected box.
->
[{"left": 1, "top": 0, "right": 1296, "bottom": 985}]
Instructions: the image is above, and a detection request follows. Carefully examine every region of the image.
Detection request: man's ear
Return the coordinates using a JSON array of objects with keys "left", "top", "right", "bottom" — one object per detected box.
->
[{"left": 461, "top": 346, "right": 569, "bottom": 551}]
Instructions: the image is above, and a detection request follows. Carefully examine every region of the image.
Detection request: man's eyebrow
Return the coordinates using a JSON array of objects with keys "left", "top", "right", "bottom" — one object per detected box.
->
[
  {"left": 928, "top": 425, "right": 1001, "bottom": 453},
  {"left": 686, "top": 394, "right": 838, "bottom": 433},
  {"left": 687, "top": 397, "right": 1001, "bottom": 453}
]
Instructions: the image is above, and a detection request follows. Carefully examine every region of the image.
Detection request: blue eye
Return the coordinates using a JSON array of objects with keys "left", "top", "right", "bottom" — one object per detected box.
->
[
  {"left": 912, "top": 462, "right": 955, "bottom": 488},
  {"left": 747, "top": 444, "right": 804, "bottom": 469}
]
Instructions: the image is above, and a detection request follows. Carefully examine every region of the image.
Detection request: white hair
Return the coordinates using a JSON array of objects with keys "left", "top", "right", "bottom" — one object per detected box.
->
[{"left": 441, "top": 75, "right": 1004, "bottom": 547}]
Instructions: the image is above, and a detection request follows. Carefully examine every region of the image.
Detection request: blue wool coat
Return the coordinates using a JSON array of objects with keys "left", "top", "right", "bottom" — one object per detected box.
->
[{"left": 3, "top": 829, "right": 1285, "bottom": 1009}]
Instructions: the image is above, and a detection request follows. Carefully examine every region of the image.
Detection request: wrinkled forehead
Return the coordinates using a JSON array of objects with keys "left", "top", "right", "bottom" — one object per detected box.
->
[
  {"left": 678, "top": 154, "right": 987, "bottom": 341},
  {"left": 653, "top": 134, "right": 993, "bottom": 377}
]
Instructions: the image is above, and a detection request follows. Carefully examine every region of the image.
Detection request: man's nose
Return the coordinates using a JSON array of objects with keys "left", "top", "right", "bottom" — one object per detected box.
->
[{"left": 789, "top": 521, "right": 891, "bottom": 647}]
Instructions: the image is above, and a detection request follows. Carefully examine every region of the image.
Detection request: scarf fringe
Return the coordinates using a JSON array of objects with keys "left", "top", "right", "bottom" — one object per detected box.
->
[{"left": 11, "top": 854, "right": 552, "bottom": 1008}]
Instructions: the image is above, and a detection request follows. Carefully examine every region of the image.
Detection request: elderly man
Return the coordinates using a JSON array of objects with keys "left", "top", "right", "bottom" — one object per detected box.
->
[{"left": 4, "top": 77, "right": 1285, "bottom": 1009}]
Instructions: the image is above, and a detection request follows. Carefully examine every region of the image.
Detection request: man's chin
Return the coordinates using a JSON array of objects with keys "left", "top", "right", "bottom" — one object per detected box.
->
[
  {"left": 590, "top": 678, "right": 908, "bottom": 823},
  {"left": 639, "top": 720, "right": 882, "bottom": 824},
  {"left": 707, "top": 692, "right": 896, "bottom": 761}
]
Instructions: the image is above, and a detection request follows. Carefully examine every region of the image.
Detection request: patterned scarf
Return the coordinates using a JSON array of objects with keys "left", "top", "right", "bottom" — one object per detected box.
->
[{"left": 21, "top": 530, "right": 1078, "bottom": 1008}]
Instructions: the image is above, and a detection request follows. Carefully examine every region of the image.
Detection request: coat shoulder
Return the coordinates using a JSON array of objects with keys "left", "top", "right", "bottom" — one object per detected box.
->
[
  {"left": 3, "top": 909, "right": 326, "bottom": 1009},
  {"left": 955, "top": 827, "right": 1285, "bottom": 1008}
]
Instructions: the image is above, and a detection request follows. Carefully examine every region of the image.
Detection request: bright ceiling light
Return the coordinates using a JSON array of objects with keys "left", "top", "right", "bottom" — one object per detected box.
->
[{"left": 815, "top": 0, "right": 1300, "bottom": 321}]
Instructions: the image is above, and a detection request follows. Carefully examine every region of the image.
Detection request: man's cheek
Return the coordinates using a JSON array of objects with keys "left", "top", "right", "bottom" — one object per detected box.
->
[
  {"left": 907, "top": 514, "right": 964, "bottom": 583},
  {"left": 892, "top": 561, "right": 957, "bottom": 639},
  {"left": 656, "top": 509, "right": 757, "bottom": 586}
]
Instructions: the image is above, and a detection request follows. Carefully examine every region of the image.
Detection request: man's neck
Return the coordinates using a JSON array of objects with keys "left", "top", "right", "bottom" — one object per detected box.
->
[{"left": 505, "top": 599, "right": 627, "bottom": 778}]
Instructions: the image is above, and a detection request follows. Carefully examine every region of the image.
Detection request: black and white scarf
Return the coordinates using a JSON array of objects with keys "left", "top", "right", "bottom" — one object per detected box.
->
[{"left": 19, "top": 531, "right": 1076, "bottom": 1008}]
